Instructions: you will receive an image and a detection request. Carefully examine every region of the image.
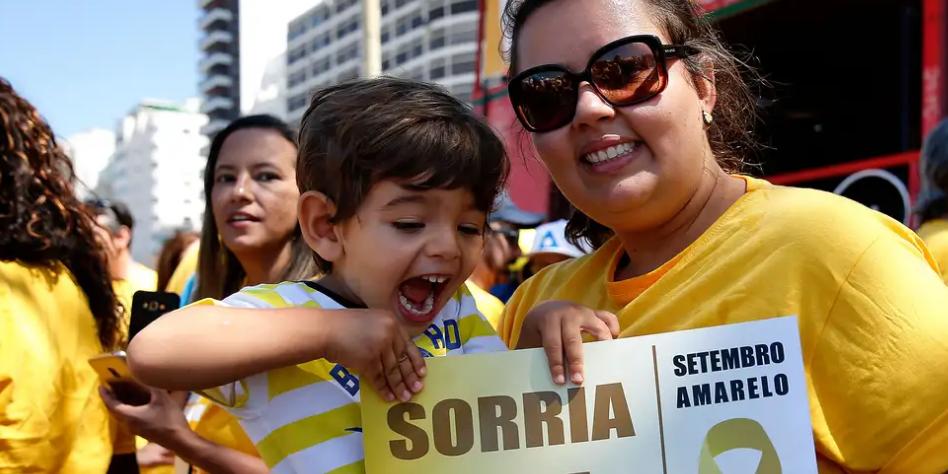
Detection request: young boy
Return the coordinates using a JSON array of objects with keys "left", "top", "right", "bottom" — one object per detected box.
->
[{"left": 127, "top": 77, "right": 510, "bottom": 473}]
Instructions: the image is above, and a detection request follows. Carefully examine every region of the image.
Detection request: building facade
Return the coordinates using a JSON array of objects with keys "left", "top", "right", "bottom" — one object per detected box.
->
[
  {"left": 284, "top": 0, "right": 480, "bottom": 125},
  {"left": 198, "top": 0, "right": 241, "bottom": 139},
  {"left": 63, "top": 128, "right": 116, "bottom": 200},
  {"left": 96, "top": 100, "right": 209, "bottom": 264}
]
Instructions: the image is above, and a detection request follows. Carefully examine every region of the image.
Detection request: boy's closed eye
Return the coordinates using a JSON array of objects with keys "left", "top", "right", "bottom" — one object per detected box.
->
[
  {"left": 392, "top": 220, "right": 425, "bottom": 232},
  {"left": 458, "top": 224, "right": 484, "bottom": 236}
]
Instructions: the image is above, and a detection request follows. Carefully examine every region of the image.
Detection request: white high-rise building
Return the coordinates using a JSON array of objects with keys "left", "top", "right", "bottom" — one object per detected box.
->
[
  {"left": 63, "top": 128, "right": 116, "bottom": 199},
  {"left": 284, "top": 0, "right": 479, "bottom": 125},
  {"left": 96, "top": 100, "right": 209, "bottom": 264},
  {"left": 198, "top": 0, "right": 317, "bottom": 140}
]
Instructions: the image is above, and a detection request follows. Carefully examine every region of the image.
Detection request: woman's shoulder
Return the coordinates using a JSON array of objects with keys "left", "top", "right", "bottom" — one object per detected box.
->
[
  {"left": 741, "top": 177, "right": 922, "bottom": 250},
  {"left": 512, "top": 238, "right": 620, "bottom": 302}
]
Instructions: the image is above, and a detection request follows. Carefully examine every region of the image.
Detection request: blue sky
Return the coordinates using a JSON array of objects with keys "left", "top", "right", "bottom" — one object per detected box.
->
[{"left": 0, "top": 1, "right": 200, "bottom": 137}]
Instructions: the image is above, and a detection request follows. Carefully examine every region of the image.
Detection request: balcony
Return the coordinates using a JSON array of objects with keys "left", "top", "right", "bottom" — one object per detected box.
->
[
  {"left": 201, "top": 119, "right": 230, "bottom": 139},
  {"left": 200, "top": 7, "right": 233, "bottom": 30},
  {"left": 199, "top": 52, "right": 233, "bottom": 73},
  {"left": 200, "top": 96, "right": 236, "bottom": 114},
  {"left": 200, "top": 30, "right": 234, "bottom": 51},
  {"left": 199, "top": 74, "right": 234, "bottom": 94}
]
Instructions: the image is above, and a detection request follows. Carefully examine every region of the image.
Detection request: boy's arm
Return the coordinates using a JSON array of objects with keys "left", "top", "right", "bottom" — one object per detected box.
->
[{"left": 127, "top": 304, "right": 426, "bottom": 402}]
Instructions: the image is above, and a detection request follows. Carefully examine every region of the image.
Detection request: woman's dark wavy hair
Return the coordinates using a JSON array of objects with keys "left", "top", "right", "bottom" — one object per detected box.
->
[
  {"left": 503, "top": 0, "right": 761, "bottom": 248},
  {"left": 0, "top": 78, "right": 122, "bottom": 349},
  {"left": 194, "top": 114, "right": 319, "bottom": 301}
]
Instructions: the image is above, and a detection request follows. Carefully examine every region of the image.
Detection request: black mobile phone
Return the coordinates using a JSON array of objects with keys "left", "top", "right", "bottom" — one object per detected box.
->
[{"left": 128, "top": 291, "right": 180, "bottom": 343}]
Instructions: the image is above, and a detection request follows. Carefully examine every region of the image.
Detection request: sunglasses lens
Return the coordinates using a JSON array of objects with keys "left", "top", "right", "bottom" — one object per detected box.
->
[
  {"left": 589, "top": 41, "right": 665, "bottom": 105},
  {"left": 512, "top": 70, "right": 577, "bottom": 132}
]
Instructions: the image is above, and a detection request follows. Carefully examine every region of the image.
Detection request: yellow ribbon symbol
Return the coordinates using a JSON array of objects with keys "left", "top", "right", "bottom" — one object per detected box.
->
[{"left": 698, "top": 418, "right": 781, "bottom": 474}]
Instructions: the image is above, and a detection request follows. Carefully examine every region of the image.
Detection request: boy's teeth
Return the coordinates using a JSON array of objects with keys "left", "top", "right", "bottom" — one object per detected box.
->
[
  {"left": 399, "top": 292, "right": 434, "bottom": 315},
  {"left": 585, "top": 142, "right": 634, "bottom": 164},
  {"left": 421, "top": 275, "right": 448, "bottom": 283}
]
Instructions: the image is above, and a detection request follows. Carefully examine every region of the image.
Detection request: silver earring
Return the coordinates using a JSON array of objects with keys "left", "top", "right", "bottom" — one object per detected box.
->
[{"left": 702, "top": 110, "right": 714, "bottom": 125}]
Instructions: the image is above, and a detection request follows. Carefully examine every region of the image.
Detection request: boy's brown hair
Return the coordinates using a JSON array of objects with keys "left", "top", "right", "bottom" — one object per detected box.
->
[{"left": 297, "top": 77, "right": 509, "bottom": 272}]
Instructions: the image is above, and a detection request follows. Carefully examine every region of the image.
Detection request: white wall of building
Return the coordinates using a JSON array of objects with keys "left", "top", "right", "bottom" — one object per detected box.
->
[
  {"left": 64, "top": 128, "right": 116, "bottom": 199},
  {"left": 97, "top": 100, "right": 209, "bottom": 265},
  {"left": 238, "top": 0, "right": 318, "bottom": 119},
  {"left": 284, "top": 0, "right": 480, "bottom": 126}
]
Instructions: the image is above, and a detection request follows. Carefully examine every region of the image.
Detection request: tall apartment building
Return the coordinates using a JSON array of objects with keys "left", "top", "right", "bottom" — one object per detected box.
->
[
  {"left": 284, "top": 0, "right": 480, "bottom": 125},
  {"left": 96, "top": 100, "right": 209, "bottom": 264},
  {"left": 198, "top": 0, "right": 241, "bottom": 139},
  {"left": 199, "top": 0, "right": 317, "bottom": 140}
]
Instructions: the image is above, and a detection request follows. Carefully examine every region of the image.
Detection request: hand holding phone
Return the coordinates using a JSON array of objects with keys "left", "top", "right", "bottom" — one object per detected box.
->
[{"left": 88, "top": 351, "right": 151, "bottom": 406}]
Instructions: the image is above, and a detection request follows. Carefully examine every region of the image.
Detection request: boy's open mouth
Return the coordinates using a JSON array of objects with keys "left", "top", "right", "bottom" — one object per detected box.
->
[{"left": 395, "top": 274, "right": 451, "bottom": 324}]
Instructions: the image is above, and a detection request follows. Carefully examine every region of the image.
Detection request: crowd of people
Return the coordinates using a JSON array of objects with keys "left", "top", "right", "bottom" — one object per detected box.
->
[{"left": 2, "top": 0, "right": 948, "bottom": 473}]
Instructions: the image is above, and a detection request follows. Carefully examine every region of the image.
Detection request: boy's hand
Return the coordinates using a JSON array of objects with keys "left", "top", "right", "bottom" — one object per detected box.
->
[
  {"left": 516, "top": 301, "right": 619, "bottom": 385},
  {"left": 324, "top": 309, "right": 427, "bottom": 403}
]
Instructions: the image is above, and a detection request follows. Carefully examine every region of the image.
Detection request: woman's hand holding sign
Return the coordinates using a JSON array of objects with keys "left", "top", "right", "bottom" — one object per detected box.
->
[{"left": 517, "top": 301, "right": 619, "bottom": 385}]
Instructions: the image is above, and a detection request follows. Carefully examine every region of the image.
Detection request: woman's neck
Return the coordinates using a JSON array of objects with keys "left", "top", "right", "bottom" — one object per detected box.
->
[
  {"left": 236, "top": 240, "right": 296, "bottom": 286},
  {"left": 613, "top": 167, "right": 746, "bottom": 280}
]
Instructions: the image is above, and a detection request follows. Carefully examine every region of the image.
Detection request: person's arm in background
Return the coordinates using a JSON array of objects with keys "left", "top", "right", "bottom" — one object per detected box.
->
[
  {"left": 101, "top": 386, "right": 267, "bottom": 474},
  {"left": 809, "top": 233, "right": 948, "bottom": 473}
]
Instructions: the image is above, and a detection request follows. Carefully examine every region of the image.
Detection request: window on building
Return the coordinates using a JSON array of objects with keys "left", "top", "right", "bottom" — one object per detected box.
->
[
  {"left": 312, "top": 56, "right": 331, "bottom": 76},
  {"left": 411, "top": 13, "right": 424, "bottom": 29},
  {"left": 429, "top": 5, "right": 444, "bottom": 20},
  {"left": 430, "top": 57, "right": 446, "bottom": 79},
  {"left": 288, "top": 93, "right": 308, "bottom": 112},
  {"left": 451, "top": 52, "right": 476, "bottom": 74},
  {"left": 429, "top": 28, "right": 445, "bottom": 50},
  {"left": 382, "top": 0, "right": 390, "bottom": 15},
  {"left": 381, "top": 28, "right": 390, "bottom": 43},
  {"left": 449, "top": 24, "right": 477, "bottom": 45},
  {"left": 396, "top": 16, "right": 409, "bottom": 36},
  {"left": 288, "top": 69, "right": 307, "bottom": 87},
  {"left": 336, "top": 0, "right": 356, "bottom": 14},
  {"left": 411, "top": 39, "right": 423, "bottom": 58},
  {"left": 338, "top": 67, "right": 358, "bottom": 82},
  {"left": 309, "top": 8, "right": 329, "bottom": 29},
  {"left": 409, "top": 67, "right": 424, "bottom": 81},
  {"left": 450, "top": 0, "right": 477, "bottom": 14},
  {"left": 396, "top": 48, "right": 408, "bottom": 65},
  {"left": 451, "top": 82, "right": 473, "bottom": 102},
  {"left": 395, "top": 0, "right": 411, "bottom": 8},
  {"left": 336, "top": 43, "right": 359, "bottom": 64}
]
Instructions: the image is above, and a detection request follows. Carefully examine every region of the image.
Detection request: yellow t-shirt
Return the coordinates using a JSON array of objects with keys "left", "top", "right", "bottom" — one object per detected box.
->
[
  {"left": 466, "top": 280, "right": 505, "bottom": 329},
  {"left": 181, "top": 396, "right": 259, "bottom": 474},
  {"left": 500, "top": 177, "right": 948, "bottom": 474},
  {"left": 129, "top": 261, "right": 158, "bottom": 293},
  {"left": 918, "top": 218, "right": 948, "bottom": 283},
  {"left": 165, "top": 240, "right": 199, "bottom": 294},
  {"left": 0, "top": 261, "right": 114, "bottom": 473}
]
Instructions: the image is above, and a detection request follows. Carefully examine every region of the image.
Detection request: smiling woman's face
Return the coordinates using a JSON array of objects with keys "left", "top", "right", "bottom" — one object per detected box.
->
[
  {"left": 211, "top": 128, "right": 300, "bottom": 257},
  {"left": 515, "top": 0, "right": 717, "bottom": 234}
]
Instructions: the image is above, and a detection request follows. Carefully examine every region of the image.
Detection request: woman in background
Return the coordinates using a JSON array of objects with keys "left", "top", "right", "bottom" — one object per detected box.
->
[
  {"left": 0, "top": 77, "right": 125, "bottom": 472},
  {"left": 102, "top": 115, "right": 318, "bottom": 474}
]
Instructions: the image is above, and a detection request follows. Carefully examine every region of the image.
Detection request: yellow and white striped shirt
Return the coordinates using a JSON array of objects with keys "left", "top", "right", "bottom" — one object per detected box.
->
[{"left": 194, "top": 280, "right": 506, "bottom": 473}]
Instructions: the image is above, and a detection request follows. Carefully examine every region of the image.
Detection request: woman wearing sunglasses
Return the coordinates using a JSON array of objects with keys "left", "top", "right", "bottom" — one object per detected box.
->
[{"left": 497, "top": 0, "right": 948, "bottom": 472}]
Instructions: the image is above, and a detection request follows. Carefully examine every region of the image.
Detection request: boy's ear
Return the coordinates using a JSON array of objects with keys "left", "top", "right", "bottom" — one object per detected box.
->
[{"left": 298, "top": 191, "right": 344, "bottom": 264}]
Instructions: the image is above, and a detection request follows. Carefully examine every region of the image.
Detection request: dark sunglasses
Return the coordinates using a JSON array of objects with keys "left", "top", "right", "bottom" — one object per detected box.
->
[{"left": 508, "top": 35, "right": 697, "bottom": 133}]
